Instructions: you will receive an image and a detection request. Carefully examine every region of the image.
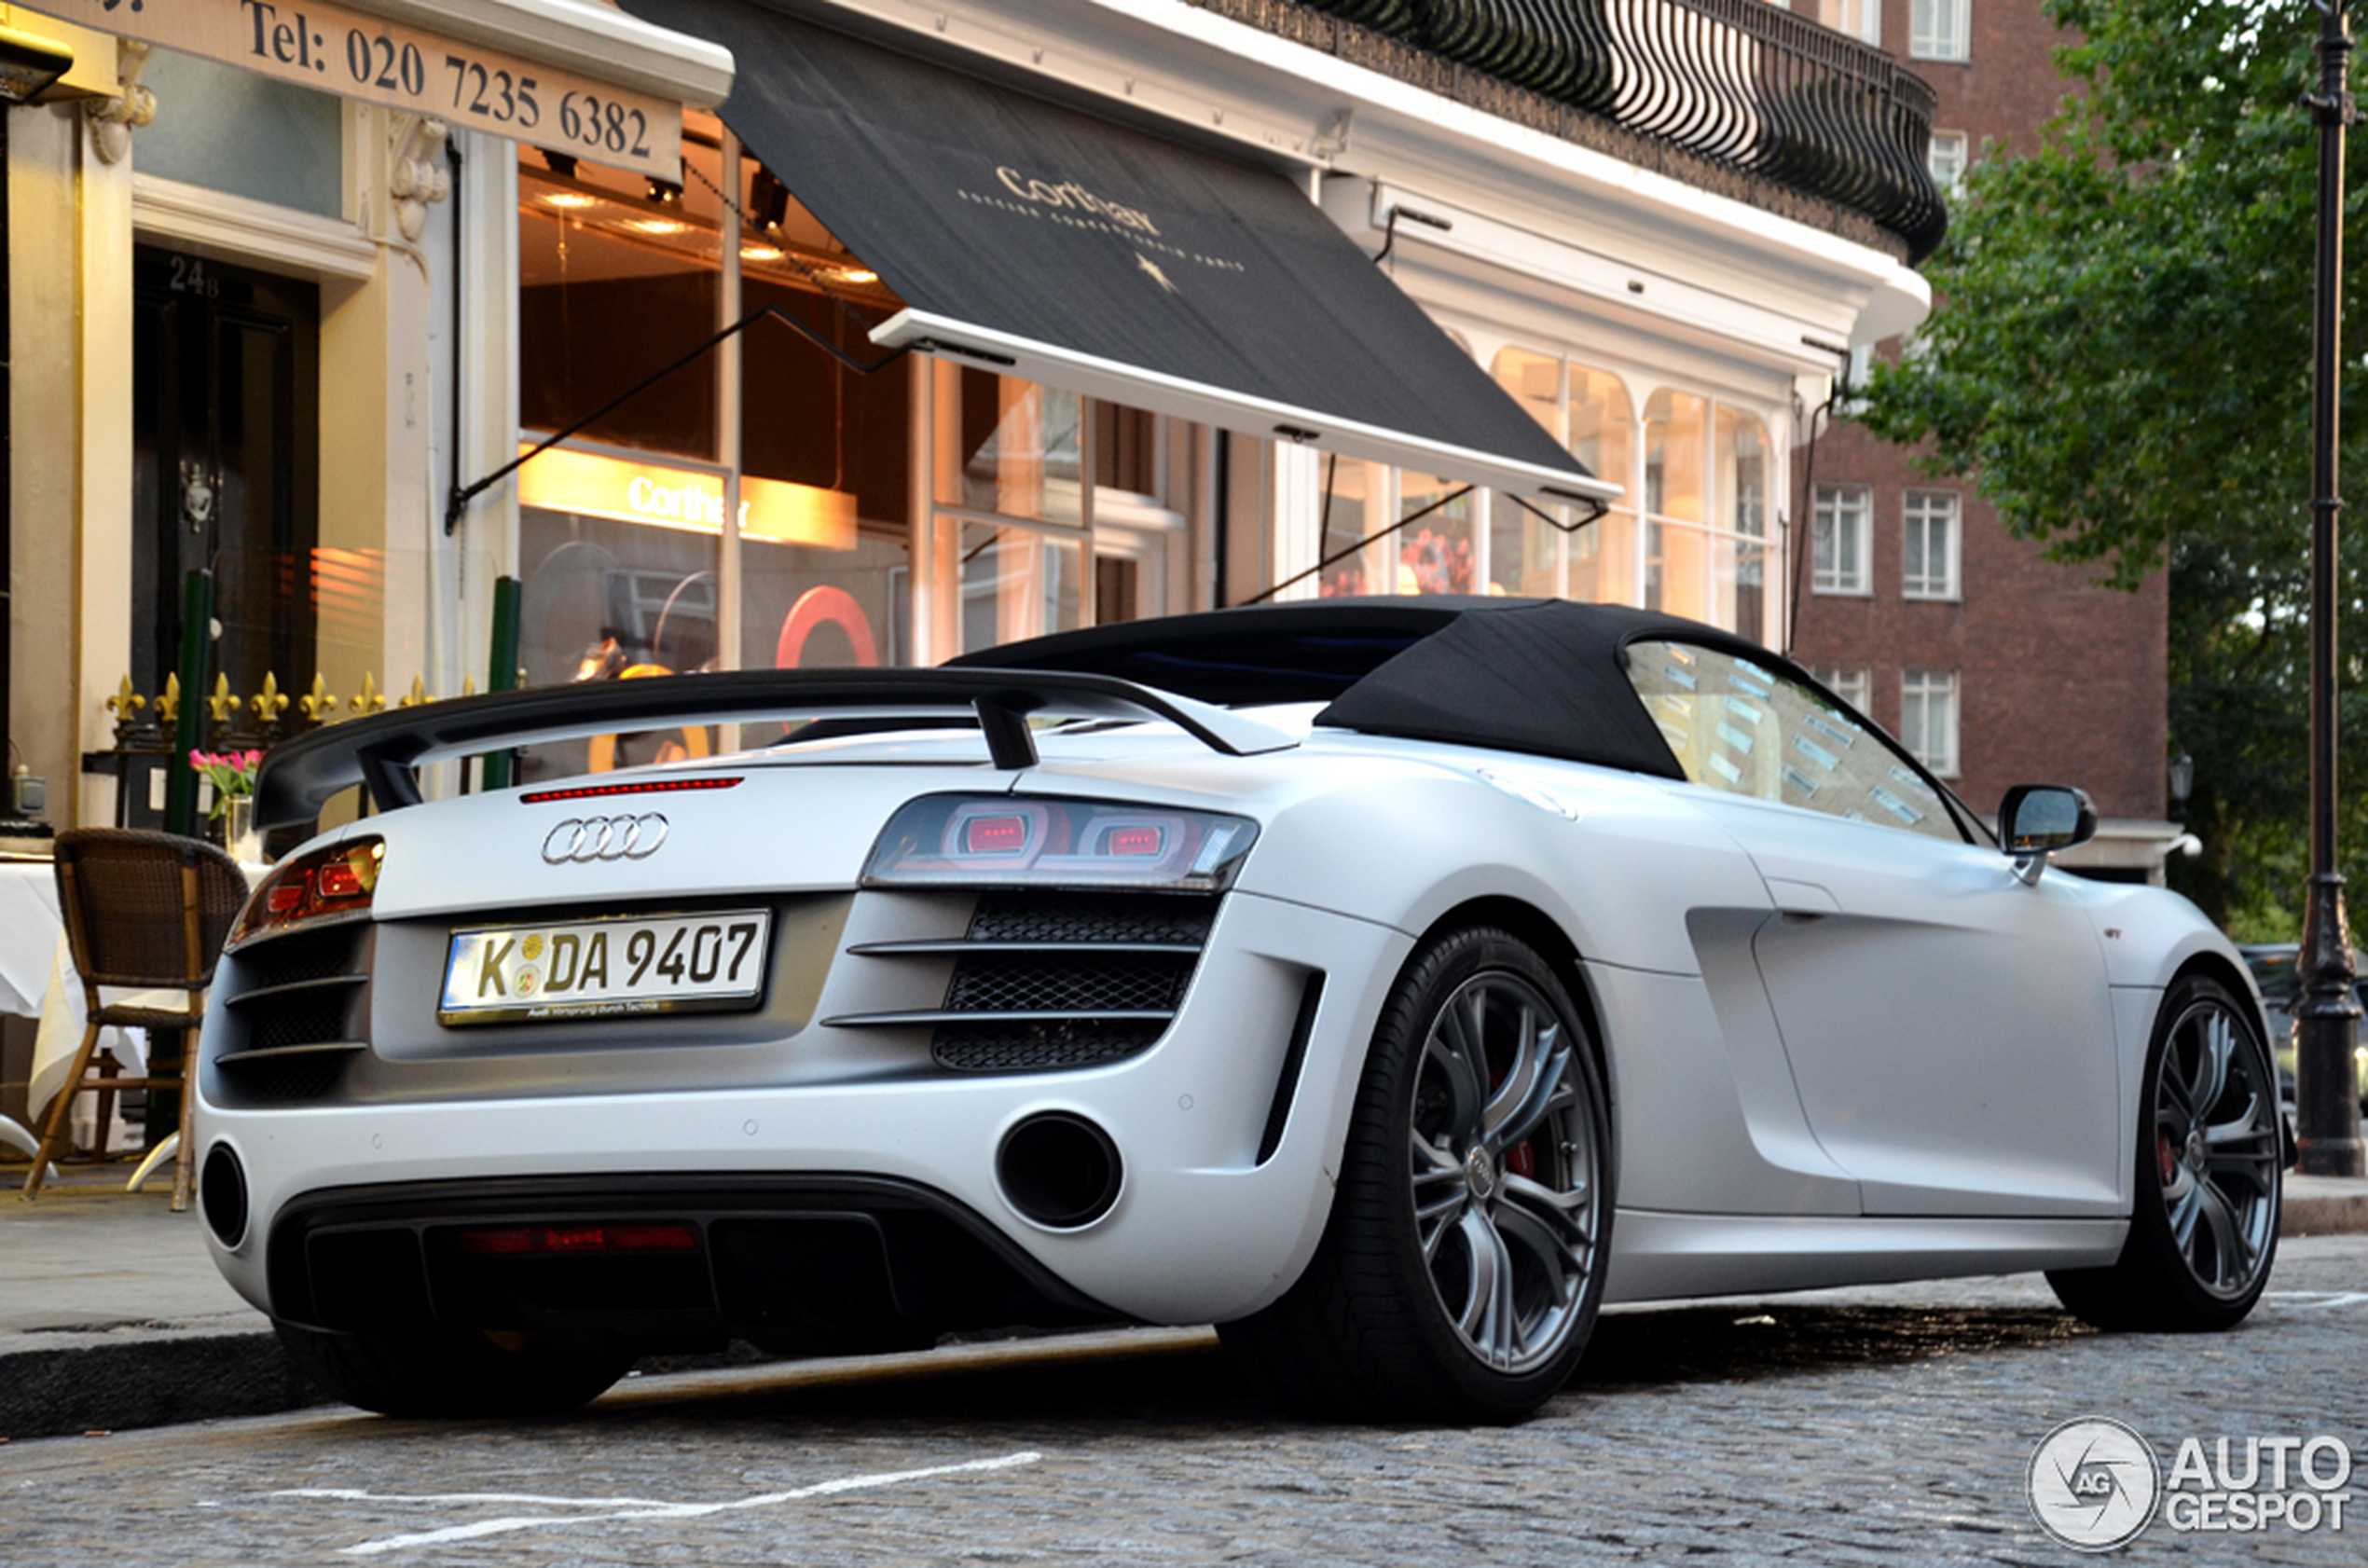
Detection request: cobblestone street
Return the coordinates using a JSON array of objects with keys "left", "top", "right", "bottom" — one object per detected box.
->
[{"left": 7, "top": 1237, "right": 2362, "bottom": 1566}]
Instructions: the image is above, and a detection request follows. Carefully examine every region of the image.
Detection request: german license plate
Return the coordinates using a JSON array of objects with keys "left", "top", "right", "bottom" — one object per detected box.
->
[{"left": 439, "top": 910, "right": 772, "bottom": 1025}]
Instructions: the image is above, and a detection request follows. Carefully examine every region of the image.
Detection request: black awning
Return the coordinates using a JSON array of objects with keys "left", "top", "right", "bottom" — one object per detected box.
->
[{"left": 617, "top": 0, "right": 1612, "bottom": 503}]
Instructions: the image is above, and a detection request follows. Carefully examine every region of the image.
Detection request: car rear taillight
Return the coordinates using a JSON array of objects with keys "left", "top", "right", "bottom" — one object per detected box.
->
[
  {"left": 862, "top": 795, "right": 1255, "bottom": 891},
  {"left": 228, "top": 837, "right": 385, "bottom": 947}
]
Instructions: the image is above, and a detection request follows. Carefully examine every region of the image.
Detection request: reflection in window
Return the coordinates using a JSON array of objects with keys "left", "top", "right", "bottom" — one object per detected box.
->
[
  {"left": 1399, "top": 472, "right": 1477, "bottom": 595},
  {"left": 1625, "top": 640, "right": 1960, "bottom": 840},
  {"left": 1900, "top": 668, "right": 1961, "bottom": 777},
  {"left": 960, "top": 522, "right": 1081, "bottom": 650}
]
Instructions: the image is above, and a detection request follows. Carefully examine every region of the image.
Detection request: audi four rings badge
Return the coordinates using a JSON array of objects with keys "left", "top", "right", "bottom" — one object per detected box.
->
[{"left": 542, "top": 814, "right": 669, "bottom": 863}]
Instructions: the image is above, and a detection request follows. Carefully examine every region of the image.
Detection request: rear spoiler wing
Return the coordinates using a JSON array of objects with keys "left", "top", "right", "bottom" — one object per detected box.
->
[{"left": 254, "top": 667, "right": 1298, "bottom": 828}]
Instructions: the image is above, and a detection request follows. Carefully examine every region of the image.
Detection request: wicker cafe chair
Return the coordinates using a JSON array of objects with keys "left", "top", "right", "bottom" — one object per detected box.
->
[{"left": 20, "top": 830, "right": 247, "bottom": 1211}]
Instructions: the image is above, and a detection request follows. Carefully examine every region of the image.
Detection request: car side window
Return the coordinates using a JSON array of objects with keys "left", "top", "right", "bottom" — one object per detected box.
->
[{"left": 1622, "top": 640, "right": 1961, "bottom": 842}]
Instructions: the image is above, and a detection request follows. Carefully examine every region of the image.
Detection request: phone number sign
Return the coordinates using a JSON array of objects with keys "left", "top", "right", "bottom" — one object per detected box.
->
[{"left": 23, "top": 0, "right": 681, "bottom": 177}]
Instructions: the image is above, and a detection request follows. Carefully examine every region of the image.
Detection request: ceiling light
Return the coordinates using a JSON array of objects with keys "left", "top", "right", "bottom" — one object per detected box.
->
[
  {"left": 740, "top": 244, "right": 784, "bottom": 262},
  {"left": 829, "top": 267, "right": 878, "bottom": 285},
  {"left": 627, "top": 218, "right": 689, "bottom": 236},
  {"left": 543, "top": 192, "right": 598, "bottom": 210}
]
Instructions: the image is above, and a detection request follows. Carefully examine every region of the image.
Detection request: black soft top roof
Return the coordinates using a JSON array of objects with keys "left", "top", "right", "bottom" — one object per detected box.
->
[{"left": 952, "top": 597, "right": 1788, "bottom": 779}]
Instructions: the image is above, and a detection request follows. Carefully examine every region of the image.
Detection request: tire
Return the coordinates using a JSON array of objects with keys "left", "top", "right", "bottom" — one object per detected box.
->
[
  {"left": 2048, "top": 974, "right": 2282, "bottom": 1331},
  {"left": 1220, "top": 926, "right": 1612, "bottom": 1422},
  {"left": 275, "top": 1320, "right": 632, "bottom": 1418}
]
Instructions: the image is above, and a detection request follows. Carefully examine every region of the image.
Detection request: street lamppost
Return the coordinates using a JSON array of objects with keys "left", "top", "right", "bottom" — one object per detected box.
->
[{"left": 2298, "top": 0, "right": 2367, "bottom": 1177}]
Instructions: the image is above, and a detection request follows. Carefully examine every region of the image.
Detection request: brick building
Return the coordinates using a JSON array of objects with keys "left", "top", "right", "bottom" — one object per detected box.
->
[{"left": 1788, "top": 0, "right": 2178, "bottom": 882}]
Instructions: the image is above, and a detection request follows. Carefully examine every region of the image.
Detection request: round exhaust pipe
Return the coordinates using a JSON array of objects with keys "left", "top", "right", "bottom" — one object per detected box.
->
[
  {"left": 200, "top": 1141, "right": 249, "bottom": 1248},
  {"left": 997, "top": 1112, "right": 1122, "bottom": 1229}
]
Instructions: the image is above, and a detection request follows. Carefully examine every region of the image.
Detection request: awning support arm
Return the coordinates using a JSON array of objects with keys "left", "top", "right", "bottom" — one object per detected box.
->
[{"left": 443, "top": 305, "right": 914, "bottom": 535}]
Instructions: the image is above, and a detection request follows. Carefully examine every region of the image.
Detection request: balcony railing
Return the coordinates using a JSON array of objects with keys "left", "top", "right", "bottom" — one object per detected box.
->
[{"left": 1279, "top": 0, "right": 1947, "bottom": 261}]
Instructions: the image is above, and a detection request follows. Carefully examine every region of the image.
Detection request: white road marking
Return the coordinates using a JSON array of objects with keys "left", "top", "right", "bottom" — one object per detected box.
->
[
  {"left": 289, "top": 1451, "right": 1044, "bottom": 1556},
  {"left": 2265, "top": 1290, "right": 2368, "bottom": 1310}
]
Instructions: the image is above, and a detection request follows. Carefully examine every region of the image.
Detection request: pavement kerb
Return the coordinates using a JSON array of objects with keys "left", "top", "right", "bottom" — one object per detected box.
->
[{"left": 3, "top": 1167, "right": 2365, "bottom": 1444}]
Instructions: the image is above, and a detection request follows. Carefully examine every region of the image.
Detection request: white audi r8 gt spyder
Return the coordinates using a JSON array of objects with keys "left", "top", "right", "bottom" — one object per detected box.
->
[{"left": 194, "top": 598, "right": 2283, "bottom": 1422}]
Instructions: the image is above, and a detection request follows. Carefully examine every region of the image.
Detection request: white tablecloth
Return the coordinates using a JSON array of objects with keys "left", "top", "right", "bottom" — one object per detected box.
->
[{"left": 1, "top": 858, "right": 262, "bottom": 1127}]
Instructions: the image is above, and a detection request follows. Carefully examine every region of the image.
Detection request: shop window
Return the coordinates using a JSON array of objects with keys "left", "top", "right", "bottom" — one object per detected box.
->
[
  {"left": 1812, "top": 486, "right": 1872, "bottom": 595},
  {"left": 1626, "top": 641, "right": 1959, "bottom": 840},
  {"left": 1487, "top": 347, "right": 1567, "bottom": 598},
  {"left": 1644, "top": 390, "right": 1709, "bottom": 619},
  {"left": 1903, "top": 490, "right": 1961, "bottom": 599},
  {"left": 1398, "top": 473, "right": 1478, "bottom": 595},
  {"left": 1900, "top": 668, "right": 1962, "bottom": 777},
  {"left": 515, "top": 132, "right": 909, "bottom": 767},
  {"left": 1714, "top": 410, "right": 1772, "bottom": 644},
  {"left": 1317, "top": 455, "right": 1384, "bottom": 597},
  {"left": 1911, "top": 0, "right": 1970, "bottom": 61},
  {"left": 1567, "top": 366, "right": 1639, "bottom": 609}
]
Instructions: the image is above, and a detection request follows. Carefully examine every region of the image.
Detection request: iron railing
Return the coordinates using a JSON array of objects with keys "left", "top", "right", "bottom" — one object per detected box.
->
[{"left": 1291, "top": 0, "right": 1947, "bottom": 260}]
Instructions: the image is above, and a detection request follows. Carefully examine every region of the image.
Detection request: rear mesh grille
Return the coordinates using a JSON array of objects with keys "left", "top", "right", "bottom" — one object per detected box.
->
[
  {"left": 966, "top": 893, "right": 1213, "bottom": 947},
  {"left": 214, "top": 926, "right": 371, "bottom": 1101},
  {"left": 944, "top": 953, "right": 1195, "bottom": 1015},
  {"left": 842, "top": 892, "right": 1215, "bottom": 1073}
]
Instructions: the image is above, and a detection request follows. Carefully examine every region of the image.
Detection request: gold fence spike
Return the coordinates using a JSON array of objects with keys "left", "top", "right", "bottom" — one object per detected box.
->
[
  {"left": 157, "top": 674, "right": 181, "bottom": 728},
  {"left": 299, "top": 674, "right": 338, "bottom": 722},
  {"left": 462, "top": 675, "right": 477, "bottom": 697},
  {"left": 350, "top": 672, "right": 386, "bottom": 715},
  {"left": 106, "top": 675, "right": 145, "bottom": 717},
  {"left": 206, "top": 673, "right": 238, "bottom": 725},
  {"left": 398, "top": 676, "right": 429, "bottom": 708},
  {"left": 250, "top": 670, "right": 290, "bottom": 721}
]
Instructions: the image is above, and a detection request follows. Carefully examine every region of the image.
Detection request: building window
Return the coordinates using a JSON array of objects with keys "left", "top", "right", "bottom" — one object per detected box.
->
[
  {"left": 1902, "top": 490, "right": 1961, "bottom": 599},
  {"left": 1911, "top": 0, "right": 1970, "bottom": 60},
  {"left": 1814, "top": 664, "right": 1872, "bottom": 717},
  {"left": 1928, "top": 131, "right": 1968, "bottom": 197},
  {"left": 1811, "top": 486, "right": 1871, "bottom": 595},
  {"left": 1900, "top": 669, "right": 1961, "bottom": 777}
]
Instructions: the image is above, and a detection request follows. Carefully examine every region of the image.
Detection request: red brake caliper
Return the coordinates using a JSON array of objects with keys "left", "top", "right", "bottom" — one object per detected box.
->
[{"left": 2157, "top": 1126, "right": 2179, "bottom": 1187}]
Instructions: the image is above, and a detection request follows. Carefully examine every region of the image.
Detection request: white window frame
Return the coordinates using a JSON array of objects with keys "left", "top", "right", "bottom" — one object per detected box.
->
[
  {"left": 1901, "top": 668, "right": 1961, "bottom": 777},
  {"left": 1811, "top": 485, "right": 1872, "bottom": 596},
  {"left": 1927, "top": 131, "right": 1968, "bottom": 197},
  {"left": 1902, "top": 490, "right": 1961, "bottom": 600},
  {"left": 1910, "top": 0, "right": 1970, "bottom": 61},
  {"left": 1813, "top": 663, "right": 1873, "bottom": 718}
]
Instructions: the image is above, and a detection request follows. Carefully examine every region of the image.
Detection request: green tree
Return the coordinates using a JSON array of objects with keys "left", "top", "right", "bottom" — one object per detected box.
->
[{"left": 1862, "top": 0, "right": 2368, "bottom": 935}]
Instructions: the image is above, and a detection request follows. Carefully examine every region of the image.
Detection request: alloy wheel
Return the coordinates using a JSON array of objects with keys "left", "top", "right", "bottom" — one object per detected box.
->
[
  {"left": 2153, "top": 995, "right": 2280, "bottom": 1300},
  {"left": 1409, "top": 970, "right": 1603, "bottom": 1373}
]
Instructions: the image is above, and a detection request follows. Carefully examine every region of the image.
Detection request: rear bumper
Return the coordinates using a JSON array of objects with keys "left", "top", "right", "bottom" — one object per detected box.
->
[
  {"left": 196, "top": 891, "right": 1411, "bottom": 1329},
  {"left": 263, "top": 1172, "right": 1111, "bottom": 1355}
]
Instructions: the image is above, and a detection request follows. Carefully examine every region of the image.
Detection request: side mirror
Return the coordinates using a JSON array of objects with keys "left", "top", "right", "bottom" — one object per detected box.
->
[{"left": 2000, "top": 784, "right": 2098, "bottom": 884}]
